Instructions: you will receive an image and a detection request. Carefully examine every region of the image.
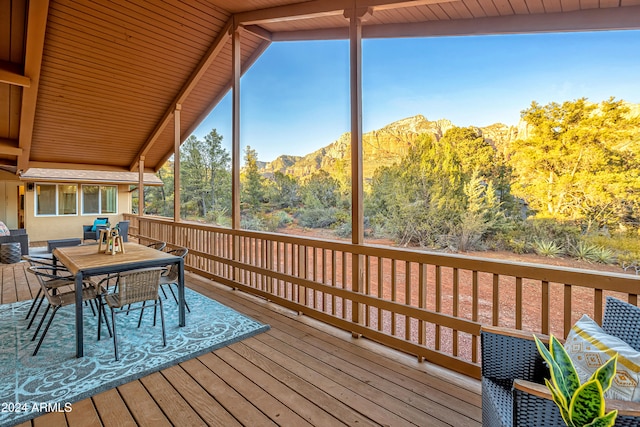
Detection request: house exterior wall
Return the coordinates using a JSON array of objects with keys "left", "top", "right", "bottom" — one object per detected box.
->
[
  {"left": 0, "top": 170, "right": 20, "bottom": 229},
  {"left": 23, "top": 183, "right": 132, "bottom": 242}
]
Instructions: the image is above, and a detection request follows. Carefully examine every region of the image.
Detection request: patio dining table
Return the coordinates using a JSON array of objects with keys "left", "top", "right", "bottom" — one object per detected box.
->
[{"left": 53, "top": 242, "right": 185, "bottom": 357}]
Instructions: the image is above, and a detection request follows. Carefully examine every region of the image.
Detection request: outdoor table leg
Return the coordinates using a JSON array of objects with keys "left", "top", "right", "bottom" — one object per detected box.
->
[
  {"left": 178, "top": 258, "right": 185, "bottom": 327},
  {"left": 75, "top": 272, "right": 84, "bottom": 357}
]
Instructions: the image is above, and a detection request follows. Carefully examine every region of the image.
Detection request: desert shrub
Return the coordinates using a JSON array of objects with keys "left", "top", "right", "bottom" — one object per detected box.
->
[
  {"left": 334, "top": 222, "right": 351, "bottom": 238},
  {"left": 591, "top": 246, "right": 617, "bottom": 265},
  {"left": 205, "top": 207, "right": 231, "bottom": 227},
  {"left": 298, "top": 207, "right": 339, "bottom": 229},
  {"left": 585, "top": 230, "right": 640, "bottom": 256},
  {"left": 567, "top": 241, "right": 598, "bottom": 262},
  {"left": 270, "top": 210, "right": 293, "bottom": 229},
  {"left": 528, "top": 218, "right": 580, "bottom": 246},
  {"left": 240, "top": 214, "right": 264, "bottom": 231},
  {"left": 488, "top": 221, "right": 533, "bottom": 254},
  {"left": 618, "top": 252, "right": 640, "bottom": 273},
  {"left": 532, "top": 238, "right": 564, "bottom": 257}
]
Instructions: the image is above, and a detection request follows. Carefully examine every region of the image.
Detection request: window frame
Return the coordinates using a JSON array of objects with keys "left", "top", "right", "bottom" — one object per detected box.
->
[
  {"left": 34, "top": 183, "right": 79, "bottom": 217},
  {"left": 81, "top": 184, "right": 118, "bottom": 215}
]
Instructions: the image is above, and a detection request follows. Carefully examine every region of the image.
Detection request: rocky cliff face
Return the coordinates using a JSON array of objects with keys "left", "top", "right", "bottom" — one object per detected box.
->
[
  {"left": 261, "top": 115, "right": 464, "bottom": 180},
  {"left": 259, "top": 101, "right": 640, "bottom": 181}
]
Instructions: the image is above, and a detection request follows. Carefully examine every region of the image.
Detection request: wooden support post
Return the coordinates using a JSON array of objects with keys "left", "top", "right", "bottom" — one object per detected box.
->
[
  {"left": 138, "top": 157, "right": 145, "bottom": 217},
  {"left": 347, "top": 3, "right": 369, "bottom": 336},
  {"left": 174, "top": 105, "right": 181, "bottom": 245},
  {"left": 232, "top": 19, "right": 242, "bottom": 282}
]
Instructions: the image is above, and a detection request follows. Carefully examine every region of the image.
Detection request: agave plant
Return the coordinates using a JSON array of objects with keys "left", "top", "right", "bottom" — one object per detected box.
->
[
  {"left": 591, "top": 247, "right": 617, "bottom": 265},
  {"left": 533, "top": 238, "right": 564, "bottom": 258},
  {"left": 534, "top": 335, "right": 618, "bottom": 427},
  {"left": 569, "top": 241, "right": 598, "bottom": 262}
]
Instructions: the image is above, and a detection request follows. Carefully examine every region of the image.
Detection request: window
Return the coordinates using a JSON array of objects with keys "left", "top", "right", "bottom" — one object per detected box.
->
[
  {"left": 82, "top": 185, "right": 117, "bottom": 214},
  {"left": 58, "top": 185, "right": 77, "bottom": 215},
  {"left": 35, "top": 184, "right": 78, "bottom": 216}
]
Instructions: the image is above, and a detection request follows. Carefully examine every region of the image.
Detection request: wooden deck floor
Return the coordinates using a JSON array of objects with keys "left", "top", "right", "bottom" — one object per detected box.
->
[{"left": 1, "top": 262, "right": 481, "bottom": 427}]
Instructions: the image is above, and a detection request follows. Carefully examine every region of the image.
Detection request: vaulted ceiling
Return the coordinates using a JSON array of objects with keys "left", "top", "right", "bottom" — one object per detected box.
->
[{"left": 1, "top": 0, "right": 639, "bottom": 176}]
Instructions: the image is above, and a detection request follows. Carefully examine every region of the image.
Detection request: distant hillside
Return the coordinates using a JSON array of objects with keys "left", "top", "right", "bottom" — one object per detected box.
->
[
  {"left": 258, "top": 101, "right": 640, "bottom": 182},
  {"left": 259, "top": 115, "right": 515, "bottom": 181}
]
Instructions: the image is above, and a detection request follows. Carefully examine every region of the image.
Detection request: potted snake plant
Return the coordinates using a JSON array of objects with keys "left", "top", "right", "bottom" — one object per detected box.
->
[{"left": 534, "top": 334, "right": 618, "bottom": 427}]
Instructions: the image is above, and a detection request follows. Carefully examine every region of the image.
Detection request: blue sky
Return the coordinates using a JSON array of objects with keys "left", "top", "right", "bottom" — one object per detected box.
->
[{"left": 194, "top": 30, "right": 640, "bottom": 163}]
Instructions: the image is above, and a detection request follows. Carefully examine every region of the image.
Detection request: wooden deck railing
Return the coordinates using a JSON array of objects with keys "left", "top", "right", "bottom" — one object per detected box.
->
[{"left": 124, "top": 214, "right": 640, "bottom": 379}]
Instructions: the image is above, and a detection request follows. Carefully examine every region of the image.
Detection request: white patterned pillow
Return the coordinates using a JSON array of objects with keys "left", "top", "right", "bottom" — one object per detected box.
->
[
  {"left": 0, "top": 221, "right": 9, "bottom": 236},
  {"left": 565, "top": 314, "right": 640, "bottom": 401}
]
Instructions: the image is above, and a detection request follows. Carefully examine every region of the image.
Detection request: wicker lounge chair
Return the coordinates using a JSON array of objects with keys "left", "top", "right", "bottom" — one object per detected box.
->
[{"left": 481, "top": 296, "right": 640, "bottom": 426}]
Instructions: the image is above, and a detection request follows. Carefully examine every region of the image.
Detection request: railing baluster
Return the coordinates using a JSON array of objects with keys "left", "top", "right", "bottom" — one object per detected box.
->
[
  {"left": 418, "top": 263, "right": 427, "bottom": 361},
  {"left": 435, "top": 265, "right": 441, "bottom": 351},
  {"left": 515, "top": 277, "right": 523, "bottom": 330},
  {"left": 391, "top": 259, "right": 397, "bottom": 336},
  {"left": 365, "top": 255, "right": 371, "bottom": 327},
  {"left": 492, "top": 274, "right": 499, "bottom": 327},
  {"left": 453, "top": 267, "right": 459, "bottom": 356},
  {"left": 564, "top": 284, "right": 572, "bottom": 337},
  {"left": 472, "top": 270, "right": 479, "bottom": 363},
  {"left": 542, "top": 280, "right": 550, "bottom": 335},
  {"left": 342, "top": 251, "right": 348, "bottom": 319},
  {"left": 405, "top": 261, "right": 411, "bottom": 341},
  {"left": 594, "top": 288, "right": 603, "bottom": 324},
  {"left": 378, "top": 257, "right": 383, "bottom": 332},
  {"left": 322, "top": 249, "right": 327, "bottom": 313},
  {"left": 331, "top": 250, "right": 337, "bottom": 316}
]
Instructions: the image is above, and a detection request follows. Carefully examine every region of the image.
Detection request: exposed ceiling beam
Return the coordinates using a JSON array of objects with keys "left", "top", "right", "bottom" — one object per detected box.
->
[
  {"left": 131, "top": 18, "right": 234, "bottom": 171},
  {"left": 241, "top": 25, "right": 273, "bottom": 41},
  {"left": 0, "top": 62, "right": 31, "bottom": 87},
  {"left": 273, "top": 27, "right": 349, "bottom": 41},
  {"left": 27, "top": 161, "right": 152, "bottom": 172},
  {"left": 0, "top": 139, "right": 23, "bottom": 156},
  {"left": 154, "top": 39, "right": 272, "bottom": 171},
  {"left": 236, "top": 0, "right": 453, "bottom": 25},
  {"left": 272, "top": 5, "right": 640, "bottom": 41},
  {"left": 16, "top": 0, "right": 50, "bottom": 174},
  {"left": 365, "top": 6, "right": 640, "bottom": 37}
]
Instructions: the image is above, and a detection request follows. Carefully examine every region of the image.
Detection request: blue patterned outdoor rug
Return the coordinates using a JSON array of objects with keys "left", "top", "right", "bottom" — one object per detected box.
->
[{"left": 0, "top": 288, "right": 269, "bottom": 426}]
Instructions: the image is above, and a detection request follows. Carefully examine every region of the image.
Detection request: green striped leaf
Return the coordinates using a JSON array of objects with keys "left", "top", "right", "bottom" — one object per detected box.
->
[
  {"left": 584, "top": 410, "right": 618, "bottom": 427},
  {"left": 535, "top": 334, "right": 570, "bottom": 404},
  {"left": 570, "top": 380, "right": 605, "bottom": 426},
  {"left": 550, "top": 335, "right": 581, "bottom": 397},
  {"left": 589, "top": 355, "right": 618, "bottom": 394},
  {"left": 546, "top": 378, "right": 572, "bottom": 425}
]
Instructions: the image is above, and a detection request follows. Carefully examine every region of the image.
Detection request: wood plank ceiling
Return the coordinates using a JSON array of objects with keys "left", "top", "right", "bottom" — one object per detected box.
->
[{"left": 1, "top": 0, "right": 639, "bottom": 175}]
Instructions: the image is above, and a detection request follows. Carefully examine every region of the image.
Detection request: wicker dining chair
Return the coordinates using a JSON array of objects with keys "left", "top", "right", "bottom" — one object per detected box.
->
[
  {"left": 481, "top": 296, "right": 640, "bottom": 427},
  {"left": 27, "top": 265, "right": 109, "bottom": 356},
  {"left": 146, "top": 241, "right": 167, "bottom": 251},
  {"left": 159, "top": 247, "right": 190, "bottom": 313},
  {"left": 100, "top": 267, "right": 165, "bottom": 361},
  {"left": 22, "top": 254, "right": 72, "bottom": 326}
]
